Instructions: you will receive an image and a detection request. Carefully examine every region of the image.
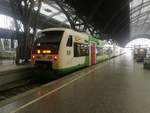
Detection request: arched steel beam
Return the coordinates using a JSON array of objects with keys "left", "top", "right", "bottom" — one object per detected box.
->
[
  {"left": 131, "top": 16, "right": 150, "bottom": 24},
  {"left": 130, "top": 1, "right": 150, "bottom": 15},
  {"left": 131, "top": 33, "right": 150, "bottom": 39},
  {"left": 131, "top": 22, "right": 150, "bottom": 34},
  {"left": 52, "top": 0, "right": 101, "bottom": 37},
  {"left": 134, "top": 0, "right": 144, "bottom": 25},
  {"left": 131, "top": 10, "right": 150, "bottom": 22}
]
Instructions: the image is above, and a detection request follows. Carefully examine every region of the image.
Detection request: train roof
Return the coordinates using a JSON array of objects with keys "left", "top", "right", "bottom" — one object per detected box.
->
[
  {"left": 40, "top": 28, "right": 90, "bottom": 36},
  {"left": 41, "top": 28, "right": 74, "bottom": 32}
]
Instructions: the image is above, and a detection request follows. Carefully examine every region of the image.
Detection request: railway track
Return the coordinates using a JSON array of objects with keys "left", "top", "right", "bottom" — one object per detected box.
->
[
  {"left": 0, "top": 66, "right": 41, "bottom": 101},
  {"left": 0, "top": 78, "right": 42, "bottom": 101},
  {"left": 0, "top": 68, "right": 58, "bottom": 102}
]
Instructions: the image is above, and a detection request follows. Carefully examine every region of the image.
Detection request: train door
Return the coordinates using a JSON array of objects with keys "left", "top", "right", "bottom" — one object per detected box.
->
[{"left": 90, "top": 43, "right": 96, "bottom": 65}]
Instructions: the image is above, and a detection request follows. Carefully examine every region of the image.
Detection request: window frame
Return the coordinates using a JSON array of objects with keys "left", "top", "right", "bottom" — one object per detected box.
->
[
  {"left": 74, "top": 42, "right": 89, "bottom": 57},
  {"left": 66, "top": 35, "right": 73, "bottom": 47}
]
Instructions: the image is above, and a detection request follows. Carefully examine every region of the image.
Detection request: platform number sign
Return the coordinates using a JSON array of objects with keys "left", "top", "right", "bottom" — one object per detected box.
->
[{"left": 67, "top": 50, "right": 71, "bottom": 55}]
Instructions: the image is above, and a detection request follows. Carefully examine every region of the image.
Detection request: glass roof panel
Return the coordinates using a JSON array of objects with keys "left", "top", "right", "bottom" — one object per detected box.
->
[
  {"left": 132, "top": 0, "right": 143, "bottom": 8},
  {"left": 39, "top": 2, "right": 70, "bottom": 26},
  {"left": 130, "top": 0, "right": 150, "bottom": 36},
  {"left": 0, "top": 14, "right": 15, "bottom": 30},
  {"left": 40, "top": 2, "right": 59, "bottom": 16},
  {"left": 66, "top": 22, "right": 71, "bottom": 25},
  {"left": 139, "top": 15, "right": 147, "bottom": 20},
  {"left": 141, "top": 5, "right": 150, "bottom": 13},
  {"left": 144, "top": 0, "right": 150, "bottom": 2},
  {"left": 146, "top": 19, "right": 150, "bottom": 23},
  {"left": 132, "top": 11, "right": 140, "bottom": 18},
  {"left": 52, "top": 13, "right": 68, "bottom": 22}
]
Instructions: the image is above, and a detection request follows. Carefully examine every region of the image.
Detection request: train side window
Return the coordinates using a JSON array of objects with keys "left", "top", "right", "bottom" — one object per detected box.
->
[
  {"left": 96, "top": 47, "right": 103, "bottom": 55},
  {"left": 67, "top": 35, "right": 73, "bottom": 47},
  {"left": 74, "top": 42, "right": 88, "bottom": 57}
]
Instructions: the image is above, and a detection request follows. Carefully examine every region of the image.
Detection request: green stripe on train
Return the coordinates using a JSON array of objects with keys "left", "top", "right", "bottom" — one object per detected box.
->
[
  {"left": 96, "top": 55, "right": 109, "bottom": 63},
  {"left": 35, "top": 56, "right": 109, "bottom": 81},
  {"left": 88, "top": 36, "right": 100, "bottom": 44},
  {"left": 55, "top": 63, "right": 88, "bottom": 75}
]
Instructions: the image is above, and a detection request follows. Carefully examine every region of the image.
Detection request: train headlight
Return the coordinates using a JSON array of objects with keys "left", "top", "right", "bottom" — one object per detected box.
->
[
  {"left": 37, "top": 50, "right": 41, "bottom": 54},
  {"left": 46, "top": 50, "right": 51, "bottom": 54},
  {"left": 32, "top": 55, "right": 35, "bottom": 59},
  {"left": 43, "top": 50, "right": 51, "bottom": 54},
  {"left": 54, "top": 55, "right": 58, "bottom": 60},
  {"left": 43, "top": 50, "right": 46, "bottom": 54}
]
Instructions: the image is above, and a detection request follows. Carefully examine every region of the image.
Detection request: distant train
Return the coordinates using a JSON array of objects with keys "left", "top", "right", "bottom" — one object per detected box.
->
[
  {"left": 134, "top": 48, "right": 147, "bottom": 62},
  {"left": 31, "top": 28, "right": 123, "bottom": 75}
]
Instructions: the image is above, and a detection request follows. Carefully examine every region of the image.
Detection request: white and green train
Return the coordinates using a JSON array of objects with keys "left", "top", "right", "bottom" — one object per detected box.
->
[{"left": 31, "top": 28, "right": 123, "bottom": 75}]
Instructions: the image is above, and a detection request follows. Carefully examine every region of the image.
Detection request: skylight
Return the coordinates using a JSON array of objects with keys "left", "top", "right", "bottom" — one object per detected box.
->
[
  {"left": 52, "top": 13, "right": 68, "bottom": 22},
  {"left": 40, "top": 2, "right": 59, "bottom": 16},
  {"left": 0, "top": 14, "right": 15, "bottom": 30},
  {"left": 39, "top": 2, "right": 69, "bottom": 26},
  {"left": 0, "top": 2, "right": 70, "bottom": 32},
  {"left": 130, "top": 0, "right": 150, "bottom": 37},
  {"left": 125, "top": 38, "right": 150, "bottom": 48}
]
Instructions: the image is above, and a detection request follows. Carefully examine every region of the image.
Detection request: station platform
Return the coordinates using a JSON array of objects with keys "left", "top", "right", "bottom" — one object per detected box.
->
[
  {"left": 0, "top": 60, "right": 33, "bottom": 88},
  {"left": 0, "top": 53, "right": 150, "bottom": 113},
  {"left": 0, "top": 60, "right": 32, "bottom": 74}
]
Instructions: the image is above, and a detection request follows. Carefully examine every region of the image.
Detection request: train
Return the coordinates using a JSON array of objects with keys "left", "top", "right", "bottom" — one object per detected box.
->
[
  {"left": 31, "top": 28, "right": 123, "bottom": 77},
  {"left": 143, "top": 48, "right": 150, "bottom": 69},
  {"left": 134, "top": 48, "right": 147, "bottom": 62}
]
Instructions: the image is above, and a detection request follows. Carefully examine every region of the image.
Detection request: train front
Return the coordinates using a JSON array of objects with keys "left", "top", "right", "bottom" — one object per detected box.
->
[{"left": 31, "top": 30, "right": 63, "bottom": 69}]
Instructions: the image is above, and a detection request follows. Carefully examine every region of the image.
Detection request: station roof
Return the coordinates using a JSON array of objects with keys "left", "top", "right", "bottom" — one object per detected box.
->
[
  {"left": 47, "top": 0, "right": 150, "bottom": 46},
  {"left": 62, "top": 0, "right": 130, "bottom": 46},
  {"left": 130, "top": 0, "right": 150, "bottom": 39},
  {"left": 3, "top": 0, "right": 147, "bottom": 46},
  {"left": 0, "top": 0, "right": 69, "bottom": 31},
  {"left": 39, "top": 2, "right": 70, "bottom": 26},
  {"left": 1, "top": 0, "right": 130, "bottom": 46}
]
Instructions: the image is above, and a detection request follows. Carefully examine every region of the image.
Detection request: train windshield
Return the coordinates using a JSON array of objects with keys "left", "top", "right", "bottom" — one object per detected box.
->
[{"left": 33, "top": 31, "right": 64, "bottom": 54}]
